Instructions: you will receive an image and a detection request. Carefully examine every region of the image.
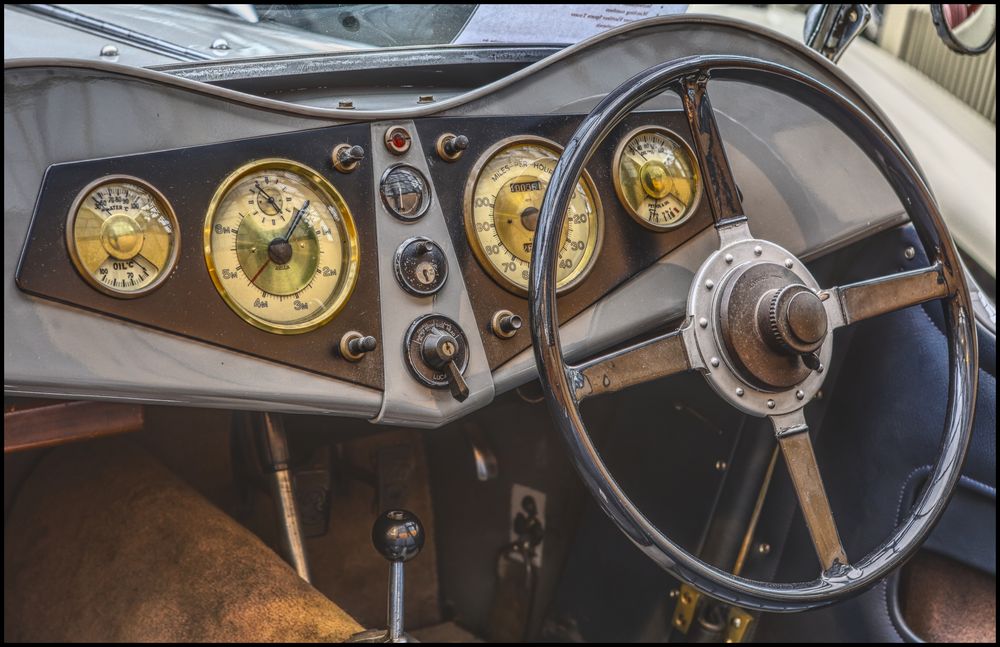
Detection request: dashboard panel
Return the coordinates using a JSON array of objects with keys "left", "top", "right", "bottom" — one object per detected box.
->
[
  {"left": 16, "top": 111, "right": 713, "bottom": 388},
  {"left": 4, "top": 15, "right": 912, "bottom": 426}
]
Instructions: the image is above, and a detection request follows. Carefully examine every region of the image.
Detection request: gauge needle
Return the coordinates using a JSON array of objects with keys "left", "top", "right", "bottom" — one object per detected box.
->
[
  {"left": 281, "top": 200, "right": 310, "bottom": 242},
  {"left": 254, "top": 182, "right": 282, "bottom": 214},
  {"left": 248, "top": 259, "right": 270, "bottom": 286}
]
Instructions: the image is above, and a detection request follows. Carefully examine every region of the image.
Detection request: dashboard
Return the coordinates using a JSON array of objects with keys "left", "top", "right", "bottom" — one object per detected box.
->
[{"left": 4, "top": 16, "right": 910, "bottom": 427}]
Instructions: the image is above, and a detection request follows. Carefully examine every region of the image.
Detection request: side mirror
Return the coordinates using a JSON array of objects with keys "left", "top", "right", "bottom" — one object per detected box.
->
[{"left": 931, "top": 4, "right": 996, "bottom": 54}]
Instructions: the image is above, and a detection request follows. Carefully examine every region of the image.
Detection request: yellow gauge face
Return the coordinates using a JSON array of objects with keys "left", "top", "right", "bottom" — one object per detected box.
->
[
  {"left": 614, "top": 127, "right": 701, "bottom": 230},
  {"left": 67, "top": 177, "right": 179, "bottom": 297},
  {"left": 465, "top": 137, "right": 603, "bottom": 295},
  {"left": 205, "top": 160, "right": 360, "bottom": 334}
]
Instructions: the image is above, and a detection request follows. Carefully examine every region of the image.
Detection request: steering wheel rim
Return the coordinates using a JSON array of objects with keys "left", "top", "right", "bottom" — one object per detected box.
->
[{"left": 529, "top": 55, "right": 978, "bottom": 612}]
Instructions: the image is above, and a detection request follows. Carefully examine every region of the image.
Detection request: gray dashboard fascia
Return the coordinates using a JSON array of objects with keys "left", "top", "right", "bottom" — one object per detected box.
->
[{"left": 4, "top": 15, "right": 910, "bottom": 426}]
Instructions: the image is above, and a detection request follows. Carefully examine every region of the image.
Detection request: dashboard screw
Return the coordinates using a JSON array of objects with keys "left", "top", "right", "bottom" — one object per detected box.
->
[
  {"left": 710, "top": 357, "right": 720, "bottom": 367},
  {"left": 736, "top": 388, "right": 745, "bottom": 397},
  {"left": 705, "top": 279, "right": 714, "bottom": 290},
  {"left": 211, "top": 38, "right": 231, "bottom": 51},
  {"left": 338, "top": 99, "right": 355, "bottom": 109},
  {"left": 699, "top": 317, "right": 709, "bottom": 328},
  {"left": 753, "top": 245, "right": 763, "bottom": 256},
  {"left": 796, "top": 390, "right": 805, "bottom": 400},
  {"left": 904, "top": 246, "right": 916, "bottom": 260},
  {"left": 784, "top": 258, "right": 794, "bottom": 269},
  {"left": 724, "top": 253, "right": 734, "bottom": 264},
  {"left": 757, "top": 543, "right": 771, "bottom": 555},
  {"left": 100, "top": 44, "right": 119, "bottom": 57},
  {"left": 766, "top": 399, "right": 776, "bottom": 409}
]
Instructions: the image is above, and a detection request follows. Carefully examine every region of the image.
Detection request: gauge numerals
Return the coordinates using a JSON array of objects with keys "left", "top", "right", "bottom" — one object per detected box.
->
[
  {"left": 205, "top": 160, "right": 360, "bottom": 334},
  {"left": 67, "top": 177, "right": 179, "bottom": 297},
  {"left": 464, "top": 137, "right": 603, "bottom": 295},
  {"left": 613, "top": 126, "right": 701, "bottom": 230}
]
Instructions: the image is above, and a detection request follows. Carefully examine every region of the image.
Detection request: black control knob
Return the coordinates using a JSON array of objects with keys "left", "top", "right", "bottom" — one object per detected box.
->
[
  {"left": 372, "top": 510, "right": 425, "bottom": 563},
  {"left": 491, "top": 309, "right": 523, "bottom": 339},
  {"left": 340, "top": 330, "right": 377, "bottom": 361},
  {"left": 332, "top": 143, "right": 365, "bottom": 173},
  {"left": 436, "top": 132, "right": 469, "bottom": 162}
]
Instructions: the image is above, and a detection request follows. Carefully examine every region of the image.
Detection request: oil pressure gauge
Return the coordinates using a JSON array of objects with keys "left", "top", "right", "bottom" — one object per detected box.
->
[
  {"left": 613, "top": 126, "right": 701, "bottom": 230},
  {"left": 66, "top": 176, "right": 179, "bottom": 297}
]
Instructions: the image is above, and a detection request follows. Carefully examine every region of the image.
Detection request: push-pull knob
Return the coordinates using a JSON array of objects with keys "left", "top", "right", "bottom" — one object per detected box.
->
[
  {"left": 421, "top": 327, "right": 470, "bottom": 402},
  {"left": 373, "top": 510, "right": 425, "bottom": 642},
  {"left": 435, "top": 132, "right": 469, "bottom": 162},
  {"left": 340, "top": 331, "right": 377, "bottom": 361}
]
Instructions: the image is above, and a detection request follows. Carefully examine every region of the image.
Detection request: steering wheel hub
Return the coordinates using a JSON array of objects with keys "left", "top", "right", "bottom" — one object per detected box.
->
[{"left": 690, "top": 236, "right": 832, "bottom": 415}]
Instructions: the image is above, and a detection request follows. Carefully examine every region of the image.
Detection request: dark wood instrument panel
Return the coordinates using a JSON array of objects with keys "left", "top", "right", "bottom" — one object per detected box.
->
[
  {"left": 415, "top": 112, "right": 712, "bottom": 369},
  {"left": 16, "top": 124, "right": 385, "bottom": 389},
  {"left": 16, "top": 111, "right": 711, "bottom": 384}
]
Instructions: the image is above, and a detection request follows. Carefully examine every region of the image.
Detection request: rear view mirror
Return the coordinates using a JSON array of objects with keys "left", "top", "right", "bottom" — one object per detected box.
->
[{"left": 931, "top": 4, "right": 996, "bottom": 54}]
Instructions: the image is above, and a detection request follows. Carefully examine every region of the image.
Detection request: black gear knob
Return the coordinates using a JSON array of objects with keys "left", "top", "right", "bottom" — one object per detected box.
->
[{"left": 372, "top": 510, "right": 425, "bottom": 563}]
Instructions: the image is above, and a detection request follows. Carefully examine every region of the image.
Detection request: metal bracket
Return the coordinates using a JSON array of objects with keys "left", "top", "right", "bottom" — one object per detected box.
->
[
  {"left": 671, "top": 583, "right": 701, "bottom": 634},
  {"left": 803, "top": 4, "right": 872, "bottom": 63},
  {"left": 724, "top": 607, "right": 753, "bottom": 643}
]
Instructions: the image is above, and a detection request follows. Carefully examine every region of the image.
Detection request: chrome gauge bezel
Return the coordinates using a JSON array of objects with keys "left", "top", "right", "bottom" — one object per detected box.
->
[
  {"left": 203, "top": 158, "right": 361, "bottom": 335},
  {"left": 612, "top": 125, "right": 703, "bottom": 231},
  {"left": 463, "top": 135, "right": 605, "bottom": 296},
  {"left": 65, "top": 174, "right": 180, "bottom": 299},
  {"left": 379, "top": 163, "right": 432, "bottom": 222}
]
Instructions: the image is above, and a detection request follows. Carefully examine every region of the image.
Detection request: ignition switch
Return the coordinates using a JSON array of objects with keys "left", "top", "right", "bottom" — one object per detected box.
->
[{"left": 404, "top": 314, "right": 470, "bottom": 401}]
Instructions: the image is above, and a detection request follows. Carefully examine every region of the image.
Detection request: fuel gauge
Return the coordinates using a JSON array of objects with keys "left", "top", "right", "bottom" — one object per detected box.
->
[
  {"left": 613, "top": 126, "right": 701, "bottom": 230},
  {"left": 380, "top": 164, "right": 430, "bottom": 221}
]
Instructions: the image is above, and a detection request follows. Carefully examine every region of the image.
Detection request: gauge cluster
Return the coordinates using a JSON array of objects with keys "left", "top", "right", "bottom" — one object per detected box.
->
[{"left": 16, "top": 111, "right": 709, "bottom": 392}]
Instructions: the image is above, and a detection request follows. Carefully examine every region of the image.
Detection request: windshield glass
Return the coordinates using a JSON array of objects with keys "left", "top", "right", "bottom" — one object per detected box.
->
[{"left": 8, "top": 4, "right": 798, "bottom": 66}]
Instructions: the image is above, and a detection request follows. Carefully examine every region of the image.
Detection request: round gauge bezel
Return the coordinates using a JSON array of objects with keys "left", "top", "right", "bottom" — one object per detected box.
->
[
  {"left": 203, "top": 158, "right": 361, "bottom": 335},
  {"left": 463, "top": 135, "right": 604, "bottom": 297},
  {"left": 612, "top": 125, "right": 703, "bottom": 231},
  {"left": 380, "top": 163, "right": 432, "bottom": 222},
  {"left": 65, "top": 174, "right": 180, "bottom": 299}
]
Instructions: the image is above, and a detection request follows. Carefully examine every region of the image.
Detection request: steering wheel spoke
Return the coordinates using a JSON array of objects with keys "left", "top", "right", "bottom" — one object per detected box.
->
[
  {"left": 570, "top": 325, "right": 695, "bottom": 401},
  {"left": 822, "top": 262, "right": 952, "bottom": 330},
  {"left": 771, "top": 411, "right": 849, "bottom": 572},
  {"left": 677, "top": 73, "right": 749, "bottom": 237}
]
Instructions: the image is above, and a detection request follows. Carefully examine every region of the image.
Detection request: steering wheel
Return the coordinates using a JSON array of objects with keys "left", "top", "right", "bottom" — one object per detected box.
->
[{"left": 529, "top": 55, "right": 978, "bottom": 612}]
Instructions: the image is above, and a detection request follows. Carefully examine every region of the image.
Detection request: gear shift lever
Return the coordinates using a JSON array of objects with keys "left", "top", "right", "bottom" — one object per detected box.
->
[{"left": 351, "top": 510, "right": 425, "bottom": 643}]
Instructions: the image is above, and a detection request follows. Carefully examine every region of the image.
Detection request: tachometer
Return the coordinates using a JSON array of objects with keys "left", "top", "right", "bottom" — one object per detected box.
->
[
  {"left": 204, "top": 159, "right": 360, "bottom": 334},
  {"left": 67, "top": 176, "right": 179, "bottom": 297},
  {"left": 464, "top": 137, "right": 603, "bottom": 295},
  {"left": 613, "top": 126, "right": 700, "bottom": 230}
]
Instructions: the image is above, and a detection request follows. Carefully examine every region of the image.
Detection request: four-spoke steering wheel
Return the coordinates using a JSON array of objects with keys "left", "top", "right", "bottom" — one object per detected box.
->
[{"left": 529, "top": 55, "right": 977, "bottom": 612}]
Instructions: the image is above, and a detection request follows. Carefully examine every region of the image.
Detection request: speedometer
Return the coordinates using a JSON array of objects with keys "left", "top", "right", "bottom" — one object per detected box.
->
[
  {"left": 204, "top": 159, "right": 360, "bottom": 334},
  {"left": 464, "top": 137, "right": 603, "bottom": 295}
]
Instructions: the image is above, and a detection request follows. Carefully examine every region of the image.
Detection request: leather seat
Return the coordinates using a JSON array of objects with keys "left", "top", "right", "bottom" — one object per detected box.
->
[{"left": 4, "top": 439, "right": 364, "bottom": 642}]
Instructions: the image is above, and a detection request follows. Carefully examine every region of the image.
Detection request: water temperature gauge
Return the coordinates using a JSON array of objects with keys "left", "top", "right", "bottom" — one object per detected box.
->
[
  {"left": 613, "top": 126, "right": 701, "bottom": 230},
  {"left": 66, "top": 176, "right": 179, "bottom": 297}
]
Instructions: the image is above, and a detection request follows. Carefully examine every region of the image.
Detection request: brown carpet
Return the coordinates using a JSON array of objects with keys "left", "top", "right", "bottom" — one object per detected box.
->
[
  {"left": 901, "top": 550, "right": 996, "bottom": 643},
  {"left": 4, "top": 438, "right": 363, "bottom": 642}
]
